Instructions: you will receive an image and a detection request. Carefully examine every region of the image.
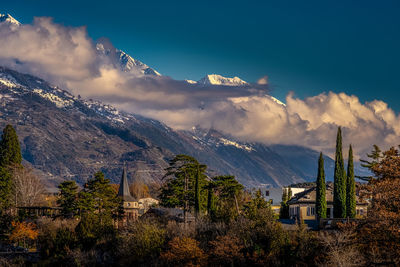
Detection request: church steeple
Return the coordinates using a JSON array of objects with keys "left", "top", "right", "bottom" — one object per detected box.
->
[{"left": 118, "top": 164, "right": 135, "bottom": 201}]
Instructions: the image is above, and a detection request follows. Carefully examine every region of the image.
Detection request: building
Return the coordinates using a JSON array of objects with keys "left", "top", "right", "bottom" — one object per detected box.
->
[
  {"left": 118, "top": 166, "right": 139, "bottom": 221},
  {"left": 138, "top": 197, "right": 159, "bottom": 210},
  {"left": 261, "top": 186, "right": 307, "bottom": 214},
  {"left": 287, "top": 183, "right": 368, "bottom": 220}
]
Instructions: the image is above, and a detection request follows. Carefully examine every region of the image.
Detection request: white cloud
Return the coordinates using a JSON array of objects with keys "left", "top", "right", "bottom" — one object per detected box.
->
[{"left": 0, "top": 16, "right": 398, "bottom": 159}]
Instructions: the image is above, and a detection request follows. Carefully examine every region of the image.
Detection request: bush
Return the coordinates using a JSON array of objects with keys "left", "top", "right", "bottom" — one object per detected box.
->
[
  {"left": 160, "top": 237, "right": 207, "bottom": 266},
  {"left": 117, "top": 220, "right": 166, "bottom": 265}
]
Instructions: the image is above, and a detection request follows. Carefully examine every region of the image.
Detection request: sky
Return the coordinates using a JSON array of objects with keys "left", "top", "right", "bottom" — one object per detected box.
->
[
  {"left": 2, "top": 0, "right": 400, "bottom": 110},
  {"left": 1, "top": 1, "right": 400, "bottom": 158}
]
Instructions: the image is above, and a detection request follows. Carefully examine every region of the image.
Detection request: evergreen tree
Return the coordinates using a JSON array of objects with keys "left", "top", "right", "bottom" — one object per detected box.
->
[
  {"left": 333, "top": 127, "right": 346, "bottom": 218},
  {"left": 316, "top": 152, "right": 327, "bottom": 219},
  {"left": 346, "top": 145, "right": 356, "bottom": 218},
  {"left": 78, "top": 171, "right": 122, "bottom": 224},
  {"left": 213, "top": 175, "right": 243, "bottom": 215},
  {"left": 357, "top": 144, "right": 382, "bottom": 181},
  {"left": 160, "top": 155, "right": 207, "bottom": 216},
  {"left": 0, "top": 125, "right": 22, "bottom": 213},
  {"left": 194, "top": 164, "right": 200, "bottom": 216},
  {"left": 57, "top": 180, "right": 79, "bottom": 218},
  {"left": 206, "top": 181, "right": 216, "bottom": 217},
  {"left": 0, "top": 125, "right": 22, "bottom": 168},
  {"left": 0, "top": 167, "right": 12, "bottom": 211},
  {"left": 279, "top": 187, "right": 289, "bottom": 219}
]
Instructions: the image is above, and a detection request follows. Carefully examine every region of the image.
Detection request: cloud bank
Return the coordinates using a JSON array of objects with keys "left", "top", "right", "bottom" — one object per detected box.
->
[{"left": 0, "top": 16, "right": 399, "bottom": 158}]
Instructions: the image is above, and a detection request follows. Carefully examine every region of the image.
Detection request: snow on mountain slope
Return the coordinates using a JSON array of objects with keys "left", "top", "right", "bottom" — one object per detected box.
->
[
  {"left": 0, "top": 13, "right": 20, "bottom": 27},
  {"left": 96, "top": 43, "right": 161, "bottom": 76},
  {"left": 198, "top": 74, "right": 248, "bottom": 86}
]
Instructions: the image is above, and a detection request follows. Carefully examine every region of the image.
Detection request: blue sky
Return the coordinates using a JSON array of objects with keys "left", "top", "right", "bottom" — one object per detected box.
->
[{"left": 2, "top": 0, "right": 400, "bottom": 109}]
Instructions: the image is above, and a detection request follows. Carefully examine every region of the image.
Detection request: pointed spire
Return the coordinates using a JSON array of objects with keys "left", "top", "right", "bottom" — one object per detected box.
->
[{"left": 118, "top": 163, "right": 135, "bottom": 201}]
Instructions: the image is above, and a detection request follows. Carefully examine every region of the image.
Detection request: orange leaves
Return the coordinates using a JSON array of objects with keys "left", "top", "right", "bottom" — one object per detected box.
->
[
  {"left": 160, "top": 237, "right": 207, "bottom": 266},
  {"left": 9, "top": 221, "right": 38, "bottom": 243}
]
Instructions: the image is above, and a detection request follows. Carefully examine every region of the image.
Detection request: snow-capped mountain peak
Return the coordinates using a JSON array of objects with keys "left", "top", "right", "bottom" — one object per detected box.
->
[
  {"left": 0, "top": 13, "right": 21, "bottom": 30},
  {"left": 116, "top": 49, "right": 161, "bottom": 76},
  {"left": 198, "top": 74, "right": 248, "bottom": 86},
  {"left": 0, "top": 13, "right": 21, "bottom": 26},
  {"left": 96, "top": 42, "right": 161, "bottom": 77}
]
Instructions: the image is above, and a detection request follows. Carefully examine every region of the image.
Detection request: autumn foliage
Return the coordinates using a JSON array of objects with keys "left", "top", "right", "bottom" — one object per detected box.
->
[
  {"left": 160, "top": 237, "right": 207, "bottom": 266},
  {"left": 9, "top": 221, "right": 38, "bottom": 247}
]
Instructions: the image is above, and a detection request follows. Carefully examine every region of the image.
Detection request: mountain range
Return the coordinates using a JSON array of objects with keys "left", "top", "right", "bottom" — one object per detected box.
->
[{"left": 0, "top": 13, "right": 369, "bottom": 191}]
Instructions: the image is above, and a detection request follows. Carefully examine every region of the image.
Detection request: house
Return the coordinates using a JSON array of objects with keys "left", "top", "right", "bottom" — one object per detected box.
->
[
  {"left": 287, "top": 182, "right": 368, "bottom": 220},
  {"left": 118, "top": 166, "right": 139, "bottom": 221},
  {"left": 261, "top": 186, "right": 307, "bottom": 214},
  {"left": 138, "top": 197, "right": 159, "bottom": 210}
]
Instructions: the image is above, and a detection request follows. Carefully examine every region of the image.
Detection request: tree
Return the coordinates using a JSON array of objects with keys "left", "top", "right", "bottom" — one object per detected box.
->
[
  {"left": 357, "top": 144, "right": 382, "bottom": 181},
  {"left": 355, "top": 146, "right": 400, "bottom": 264},
  {"left": 206, "top": 181, "right": 216, "bottom": 216},
  {"left": 0, "top": 125, "right": 22, "bottom": 212},
  {"left": 244, "top": 189, "right": 272, "bottom": 222},
  {"left": 346, "top": 145, "right": 356, "bottom": 218},
  {"left": 12, "top": 166, "right": 45, "bottom": 207},
  {"left": 212, "top": 175, "right": 244, "bottom": 221},
  {"left": 129, "top": 181, "right": 150, "bottom": 199},
  {"left": 316, "top": 152, "right": 327, "bottom": 219},
  {"left": 9, "top": 221, "right": 38, "bottom": 248},
  {"left": 0, "top": 125, "right": 22, "bottom": 168},
  {"left": 333, "top": 127, "right": 346, "bottom": 218},
  {"left": 208, "top": 235, "right": 244, "bottom": 266},
  {"left": 57, "top": 180, "right": 79, "bottom": 218},
  {"left": 0, "top": 167, "right": 12, "bottom": 211},
  {"left": 78, "top": 171, "right": 122, "bottom": 224},
  {"left": 160, "top": 155, "right": 208, "bottom": 220},
  {"left": 160, "top": 237, "right": 207, "bottom": 266},
  {"left": 280, "top": 187, "right": 289, "bottom": 219}
]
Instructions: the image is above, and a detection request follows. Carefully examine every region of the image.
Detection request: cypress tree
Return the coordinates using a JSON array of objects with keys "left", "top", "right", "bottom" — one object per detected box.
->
[
  {"left": 194, "top": 165, "right": 200, "bottom": 217},
  {"left": 346, "top": 145, "right": 356, "bottom": 218},
  {"left": 316, "top": 152, "right": 327, "bottom": 219},
  {"left": 206, "top": 182, "right": 216, "bottom": 218},
  {"left": 333, "top": 127, "right": 346, "bottom": 218},
  {"left": 0, "top": 125, "right": 22, "bottom": 168},
  {"left": 280, "top": 188, "right": 289, "bottom": 219},
  {"left": 0, "top": 125, "right": 22, "bottom": 213}
]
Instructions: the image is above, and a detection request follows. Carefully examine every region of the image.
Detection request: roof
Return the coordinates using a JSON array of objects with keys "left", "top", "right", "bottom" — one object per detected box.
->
[
  {"left": 287, "top": 183, "right": 367, "bottom": 205},
  {"left": 118, "top": 165, "right": 136, "bottom": 202}
]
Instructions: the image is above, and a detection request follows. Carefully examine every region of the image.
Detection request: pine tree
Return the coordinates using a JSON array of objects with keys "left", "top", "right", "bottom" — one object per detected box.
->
[
  {"left": 0, "top": 125, "right": 22, "bottom": 168},
  {"left": 57, "top": 180, "right": 79, "bottom": 218},
  {"left": 316, "top": 152, "right": 327, "bottom": 219},
  {"left": 346, "top": 145, "right": 356, "bottom": 218},
  {"left": 78, "top": 171, "right": 122, "bottom": 224},
  {"left": 333, "top": 127, "right": 346, "bottom": 218},
  {"left": 357, "top": 144, "right": 382, "bottom": 181}
]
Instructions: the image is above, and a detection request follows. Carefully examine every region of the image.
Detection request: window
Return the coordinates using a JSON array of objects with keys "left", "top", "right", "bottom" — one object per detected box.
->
[
  {"left": 265, "top": 190, "right": 270, "bottom": 196},
  {"left": 307, "top": 206, "right": 315, "bottom": 216}
]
